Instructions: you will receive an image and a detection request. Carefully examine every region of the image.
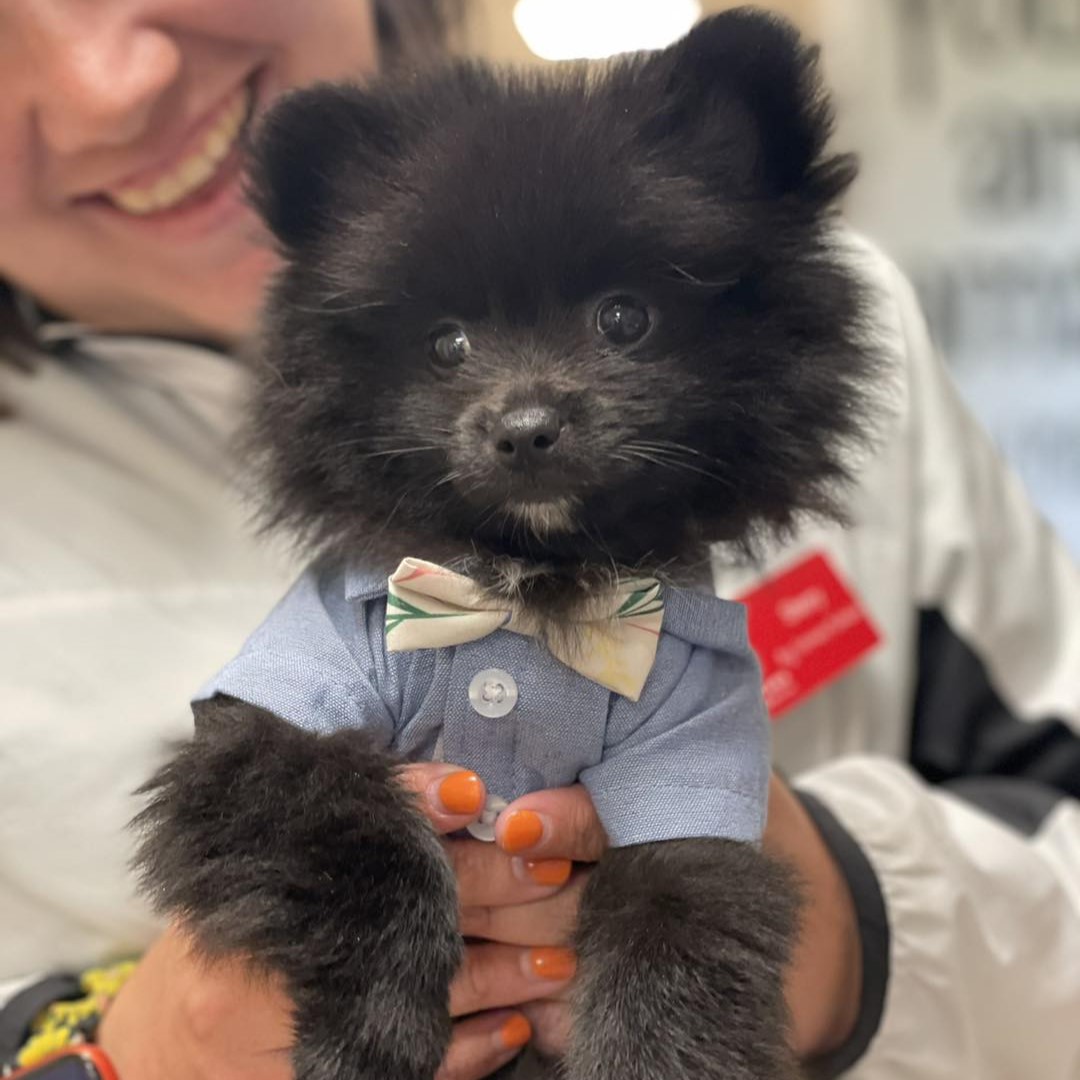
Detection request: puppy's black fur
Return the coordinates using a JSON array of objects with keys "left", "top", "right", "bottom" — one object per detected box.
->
[
  {"left": 572, "top": 841, "right": 801, "bottom": 1080},
  {"left": 241, "top": 9, "right": 874, "bottom": 620},
  {"left": 137, "top": 701, "right": 460, "bottom": 1079},
  {"left": 136, "top": 10, "right": 881, "bottom": 1080}
]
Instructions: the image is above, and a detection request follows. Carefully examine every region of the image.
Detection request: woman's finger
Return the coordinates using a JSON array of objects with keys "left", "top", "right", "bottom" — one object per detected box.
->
[
  {"left": 521, "top": 999, "right": 574, "bottom": 1061},
  {"left": 460, "top": 871, "right": 589, "bottom": 946},
  {"left": 494, "top": 785, "right": 608, "bottom": 862},
  {"left": 436, "top": 1011, "right": 532, "bottom": 1080},
  {"left": 445, "top": 836, "right": 572, "bottom": 909},
  {"left": 396, "top": 762, "right": 487, "bottom": 835},
  {"left": 450, "top": 943, "right": 576, "bottom": 1017}
]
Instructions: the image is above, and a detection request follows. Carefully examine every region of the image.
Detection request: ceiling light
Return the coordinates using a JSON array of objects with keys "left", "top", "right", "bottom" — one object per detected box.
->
[{"left": 513, "top": 0, "right": 702, "bottom": 62}]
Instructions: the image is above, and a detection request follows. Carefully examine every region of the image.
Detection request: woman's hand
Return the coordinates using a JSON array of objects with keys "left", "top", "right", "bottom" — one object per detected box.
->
[
  {"left": 765, "top": 774, "right": 862, "bottom": 1060},
  {"left": 397, "top": 766, "right": 606, "bottom": 1078},
  {"left": 96, "top": 925, "right": 295, "bottom": 1080},
  {"left": 98, "top": 763, "right": 588, "bottom": 1080},
  {"left": 99, "top": 765, "right": 859, "bottom": 1080},
  {"left": 421, "top": 770, "right": 863, "bottom": 1076}
]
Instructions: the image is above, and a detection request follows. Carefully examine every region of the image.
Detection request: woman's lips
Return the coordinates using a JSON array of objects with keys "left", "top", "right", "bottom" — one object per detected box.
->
[
  {"left": 72, "top": 71, "right": 275, "bottom": 246},
  {"left": 102, "top": 82, "right": 254, "bottom": 217}
]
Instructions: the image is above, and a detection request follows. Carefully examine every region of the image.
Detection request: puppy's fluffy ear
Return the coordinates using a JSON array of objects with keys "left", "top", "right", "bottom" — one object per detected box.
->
[
  {"left": 641, "top": 8, "right": 855, "bottom": 204},
  {"left": 248, "top": 83, "right": 408, "bottom": 249}
]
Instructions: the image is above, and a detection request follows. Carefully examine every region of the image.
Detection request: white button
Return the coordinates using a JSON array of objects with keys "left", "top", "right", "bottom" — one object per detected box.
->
[
  {"left": 467, "top": 795, "right": 508, "bottom": 842},
  {"left": 468, "top": 669, "right": 519, "bottom": 718}
]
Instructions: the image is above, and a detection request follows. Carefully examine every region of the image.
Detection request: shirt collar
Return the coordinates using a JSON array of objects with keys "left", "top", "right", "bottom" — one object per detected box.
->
[{"left": 344, "top": 561, "right": 392, "bottom": 602}]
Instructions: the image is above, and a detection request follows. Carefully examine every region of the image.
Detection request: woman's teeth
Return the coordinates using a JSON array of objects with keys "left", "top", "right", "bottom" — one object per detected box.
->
[{"left": 108, "top": 87, "right": 251, "bottom": 216}]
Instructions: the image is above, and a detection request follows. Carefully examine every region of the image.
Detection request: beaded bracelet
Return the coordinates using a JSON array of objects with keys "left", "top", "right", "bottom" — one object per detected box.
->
[{"left": 6, "top": 962, "right": 136, "bottom": 1074}]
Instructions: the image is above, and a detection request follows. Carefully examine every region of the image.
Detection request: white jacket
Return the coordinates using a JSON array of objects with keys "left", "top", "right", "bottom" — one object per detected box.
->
[
  {"left": 712, "top": 241, "right": 1080, "bottom": 1079},
  {"left": 1, "top": 240, "right": 1078, "bottom": 1078}
]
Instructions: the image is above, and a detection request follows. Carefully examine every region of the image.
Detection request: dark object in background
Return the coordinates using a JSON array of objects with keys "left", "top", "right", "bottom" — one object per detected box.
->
[{"left": 135, "top": 10, "right": 883, "bottom": 1080}]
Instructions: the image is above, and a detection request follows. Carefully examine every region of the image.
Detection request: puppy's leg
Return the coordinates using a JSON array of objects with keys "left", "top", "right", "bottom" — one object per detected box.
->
[
  {"left": 568, "top": 839, "right": 800, "bottom": 1080},
  {"left": 133, "top": 697, "right": 461, "bottom": 1080}
]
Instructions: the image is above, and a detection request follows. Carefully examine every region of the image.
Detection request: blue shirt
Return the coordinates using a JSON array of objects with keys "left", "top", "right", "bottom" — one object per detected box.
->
[{"left": 196, "top": 561, "right": 771, "bottom": 847}]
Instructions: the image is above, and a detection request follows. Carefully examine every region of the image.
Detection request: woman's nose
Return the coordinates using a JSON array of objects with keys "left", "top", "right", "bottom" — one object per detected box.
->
[{"left": 31, "top": 7, "right": 182, "bottom": 157}]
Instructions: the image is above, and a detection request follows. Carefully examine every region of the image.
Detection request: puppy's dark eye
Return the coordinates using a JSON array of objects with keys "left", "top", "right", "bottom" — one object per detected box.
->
[
  {"left": 596, "top": 295, "right": 651, "bottom": 346},
  {"left": 430, "top": 325, "right": 471, "bottom": 370}
]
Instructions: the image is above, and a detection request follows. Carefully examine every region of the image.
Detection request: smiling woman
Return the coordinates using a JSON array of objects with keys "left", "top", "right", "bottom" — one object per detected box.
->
[{"left": 0, "top": 0, "right": 456, "bottom": 344}]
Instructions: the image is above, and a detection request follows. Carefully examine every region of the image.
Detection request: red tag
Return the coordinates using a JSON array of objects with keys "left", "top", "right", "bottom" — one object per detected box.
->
[{"left": 737, "top": 553, "right": 881, "bottom": 719}]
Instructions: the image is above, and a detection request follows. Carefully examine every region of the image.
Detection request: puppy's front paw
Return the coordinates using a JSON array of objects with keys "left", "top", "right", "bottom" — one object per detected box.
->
[
  {"left": 134, "top": 697, "right": 460, "bottom": 1080},
  {"left": 569, "top": 839, "right": 800, "bottom": 1080}
]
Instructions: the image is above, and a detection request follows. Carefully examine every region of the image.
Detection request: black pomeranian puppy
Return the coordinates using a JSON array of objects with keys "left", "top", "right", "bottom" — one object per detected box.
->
[{"left": 136, "top": 10, "right": 881, "bottom": 1080}]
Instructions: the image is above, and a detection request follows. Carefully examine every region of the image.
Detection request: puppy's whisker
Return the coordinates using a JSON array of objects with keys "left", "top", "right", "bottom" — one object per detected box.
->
[
  {"left": 630, "top": 439, "right": 716, "bottom": 462},
  {"left": 414, "top": 470, "right": 459, "bottom": 503},
  {"left": 366, "top": 486, "right": 415, "bottom": 544},
  {"left": 577, "top": 516, "right": 619, "bottom": 582},
  {"left": 356, "top": 446, "right": 444, "bottom": 461},
  {"left": 474, "top": 502, "right": 505, "bottom": 536},
  {"left": 250, "top": 353, "right": 290, "bottom": 391},
  {"left": 663, "top": 261, "right": 740, "bottom": 290},
  {"left": 286, "top": 298, "right": 393, "bottom": 317},
  {"left": 431, "top": 471, "right": 461, "bottom": 491},
  {"left": 621, "top": 445, "right": 737, "bottom": 490},
  {"left": 627, "top": 439, "right": 732, "bottom": 469}
]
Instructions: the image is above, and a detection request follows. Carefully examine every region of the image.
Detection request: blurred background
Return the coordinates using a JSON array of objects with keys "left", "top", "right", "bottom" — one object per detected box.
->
[{"left": 462, "top": 0, "right": 1080, "bottom": 556}]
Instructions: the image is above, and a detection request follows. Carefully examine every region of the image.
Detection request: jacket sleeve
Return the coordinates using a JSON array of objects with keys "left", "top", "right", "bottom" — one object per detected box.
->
[
  {"left": 796, "top": 756, "right": 1080, "bottom": 1080},
  {"left": 795, "top": 253, "right": 1080, "bottom": 1078}
]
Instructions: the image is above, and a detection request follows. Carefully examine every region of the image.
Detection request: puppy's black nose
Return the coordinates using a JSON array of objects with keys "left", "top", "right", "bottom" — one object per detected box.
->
[{"left": 493, "top": 406, "right": 562, "bottom": 467}]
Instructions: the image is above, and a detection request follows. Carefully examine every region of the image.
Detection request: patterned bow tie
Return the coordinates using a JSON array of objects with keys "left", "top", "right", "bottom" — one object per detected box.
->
[{"left": 385, "top": 558, "right": 664, "bottom": 701}]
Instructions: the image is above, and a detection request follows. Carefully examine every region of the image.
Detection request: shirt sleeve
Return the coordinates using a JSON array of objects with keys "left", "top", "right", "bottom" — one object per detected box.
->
[
  {"left": 580, "top": 619, "right": 770, "bottom": 849},
  {"left": 195, "top": 565, "right": 396, "bottom": 743}
]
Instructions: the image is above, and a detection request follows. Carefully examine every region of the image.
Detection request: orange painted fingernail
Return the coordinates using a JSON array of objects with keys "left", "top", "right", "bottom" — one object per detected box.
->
[
  {"left": 523, "top": 858, "right": 572, "bottom": 887},
  {"left": 437, "top": 771, "right": 484, "bottom": 815},
  {"left": 501, "top": 810, "right": 545, "bottom": 852},
  {"left": 499, "top": 1013, "right": 532, "bottom": 1049},
  {"left": 528, "top": 947, "right": 577, "bottom": 982}
]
